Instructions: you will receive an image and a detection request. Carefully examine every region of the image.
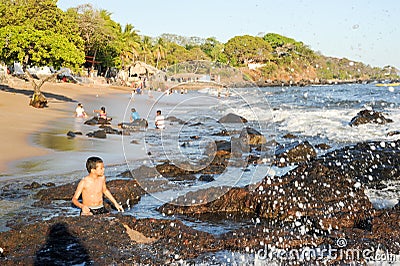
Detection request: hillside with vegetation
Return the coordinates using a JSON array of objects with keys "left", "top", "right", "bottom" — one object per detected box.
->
[{"left": 0, "top": 0, "right": 398, "bottom": 87}]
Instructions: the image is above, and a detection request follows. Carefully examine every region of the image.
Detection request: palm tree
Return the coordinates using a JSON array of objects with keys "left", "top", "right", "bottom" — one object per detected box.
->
[
  {"left": 153, "top": 38, "right": 166, "bottom": 69},
  {"left": 120, "top": 24, "right": 141, "bottom": 67},
  {"left": 140, "top": 36, "right": 152, "bottom": 64}
]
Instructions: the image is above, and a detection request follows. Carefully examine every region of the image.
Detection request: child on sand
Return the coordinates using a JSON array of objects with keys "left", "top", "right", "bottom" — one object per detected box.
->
[{"left": 72, "top": 156, "right": 124, "bottom": 215}]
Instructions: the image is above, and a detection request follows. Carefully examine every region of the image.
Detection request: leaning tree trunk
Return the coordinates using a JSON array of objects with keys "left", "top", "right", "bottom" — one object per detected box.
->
[{"left": 25, "top": 71, "right": 58, "bottom": 108}]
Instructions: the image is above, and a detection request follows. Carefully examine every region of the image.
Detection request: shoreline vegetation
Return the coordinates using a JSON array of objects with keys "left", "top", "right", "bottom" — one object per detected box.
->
[{"left": 0, "top": 1, "right": 399, "bottom": 94}]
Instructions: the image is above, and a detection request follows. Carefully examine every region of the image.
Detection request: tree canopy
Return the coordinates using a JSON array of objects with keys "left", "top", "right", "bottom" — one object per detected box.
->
[
  {"left": 0, "top": 0, "right": 395, "bottom": 81},
  {"left": 224, "top": 35, "right": 273, "bottom": 66},
  {"left": 0, "top": 0, "right": 85, "bottom": 69}
]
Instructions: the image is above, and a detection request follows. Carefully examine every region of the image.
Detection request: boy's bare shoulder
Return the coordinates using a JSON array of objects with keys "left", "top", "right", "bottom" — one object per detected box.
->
[{"left": 78, "top": 175, "right": 90, "bottom": 185}]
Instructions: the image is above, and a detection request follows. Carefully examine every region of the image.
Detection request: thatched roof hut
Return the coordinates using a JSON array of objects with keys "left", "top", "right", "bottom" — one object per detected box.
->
[{"left": 129, "top": 61, "right": 159, "bottom": 77}]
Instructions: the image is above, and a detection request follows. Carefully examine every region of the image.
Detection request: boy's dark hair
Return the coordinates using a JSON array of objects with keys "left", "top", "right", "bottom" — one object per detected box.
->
[
  {"left": 101, "top": 106, "right": 106, "bottom": 112},
  {"left": 86, "top": 156, "right": 103, "bottom": 173},
  {"left": 156, "top": 110, "right": 161, "bottom": 115}
]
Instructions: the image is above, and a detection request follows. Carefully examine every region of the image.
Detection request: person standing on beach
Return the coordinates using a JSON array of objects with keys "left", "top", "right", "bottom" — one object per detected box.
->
[
  {"left": 75, "top": 103, "right": 88, "bottom": 118},
  {"left": 155, "top": 110, "right": 165, "bottom": 129},
  {"left": 72, "top": 156, "right": 124, "bottom": 215}
]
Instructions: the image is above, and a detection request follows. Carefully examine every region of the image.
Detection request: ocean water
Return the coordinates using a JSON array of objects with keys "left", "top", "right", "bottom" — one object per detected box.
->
[{"left": 1, "top": 83, "right": 400, "bottom": 263}]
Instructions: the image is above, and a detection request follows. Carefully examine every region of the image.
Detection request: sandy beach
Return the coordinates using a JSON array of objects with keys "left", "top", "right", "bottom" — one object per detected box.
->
[
  {"left": 0, "top": 77, "right": 133, "bottom": 174},
  {"left": 0, "top": 77, "right": 218, "bottom": 177}
]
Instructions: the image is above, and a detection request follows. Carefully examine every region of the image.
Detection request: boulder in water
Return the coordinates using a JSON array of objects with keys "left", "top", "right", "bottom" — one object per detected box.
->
[
  {"left": 349, "top": 109, "right": 393, "bottom": 126},
  {"left": 218, "top": 113, "right": 248, "bottom": 124}
]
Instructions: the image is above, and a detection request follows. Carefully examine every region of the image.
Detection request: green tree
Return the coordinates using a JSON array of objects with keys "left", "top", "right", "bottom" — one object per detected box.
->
[
  {"left": 153, "top": 38, "right": 167, "bottom": 69},
  {"left": 140, "top": 36, "right": 153, "bottom": 64},
  {"left": 68, "top": 4, "right": 117, "bottom": 72},
  {"left": 201, "top": 37, "right": 226, "bottom": 63},
  {"left": 118, "top": 23, "right": 141, "bottom": 68},
  {"left": 0, "top": 0, "right": 85, "bottom": 108},
  {"left": 223, "top": 35, "right": 272, "bottom": 66}
]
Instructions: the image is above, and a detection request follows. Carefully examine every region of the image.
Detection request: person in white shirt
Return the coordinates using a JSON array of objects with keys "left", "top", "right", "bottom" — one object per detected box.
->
[
  {"left": 75, "top": 103, "right": 88, "bottom": 118},
  {"left": 155, "top": 110, "right": 165, "bottom": 129}
]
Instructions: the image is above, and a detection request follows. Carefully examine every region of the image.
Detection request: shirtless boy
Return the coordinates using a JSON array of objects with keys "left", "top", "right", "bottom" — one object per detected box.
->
[{"left": 72, "top": 156, "right": 124, "bottom": 215}]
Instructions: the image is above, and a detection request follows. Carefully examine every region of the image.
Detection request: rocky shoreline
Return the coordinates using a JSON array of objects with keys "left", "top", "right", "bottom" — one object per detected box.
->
[{"left": 0, "top": 112, "right": 400, "bottom": 264}]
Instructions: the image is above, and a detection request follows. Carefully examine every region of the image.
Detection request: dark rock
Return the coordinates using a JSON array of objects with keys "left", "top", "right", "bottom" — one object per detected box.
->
[
  {"left": 84, "top": 116, "right": 111, "bottom": 125},
  {"left": 239, "top": 127, "right": 266, "bottom": 145},
  {"left": 320, "top": 140, "right": 400, "bottom": 187},
  {"left": 283, "top": 133, "right": 297, "bottom": 139},
  {"left": 23, "top": 182, "right": 42, "bottom": 190},
  {"left": 214, "top": 140, "right": 231, "bottom": 153},
  {"left": 165, "top": 116, "right": 186, "bottom": 124},
  {"left": 118, "top": 119, "right": 148, "bottom": 131},
  {"left": 274, "top": 140, "right": 316, "bottom": 166},
  {"left": 315, "top": 143, "right": 331, "bottom": 150},
  {"left": 66, "top": 131, "right": 76, "bottom": 138},
  {"left": 393, "top": 200, "right": 400, "bottom": 211},
  {"left": 86, "top": 130, "right": 106, "bottom": 139},
  {"left": 198, "top": 174, "right": 215, "bottom": 182},
  {"left": 155, "top": 162, "right": 195, "bottom": 178},
  {"left": 120, "top": 165, "right": 159, "bottom": 179},
  {"left": 67, "top": 131, "right": 83, "bottom": 138},
  {"left": 349, "top": 109, "right": 393, "bottom": 126},
  {"left": 212, "top": 129, "right": 231, "bottom": 136},
  {"left": 159, "top": 161, "right": 373, "bottom": 232},
  {"left": 99, "top": 125, "right": 121, "bottom": 135},
  {"left": 387, "top": 130, "right": 400, "bottom": 136},
  {"left": 189, "top": 122, "right": 202, "bottom": 127},
  {"left": 218, "top": 113, "right": 248, "bottom": 124}
]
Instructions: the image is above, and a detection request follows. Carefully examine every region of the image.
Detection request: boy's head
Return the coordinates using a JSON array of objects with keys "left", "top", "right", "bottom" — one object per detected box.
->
[
  {"left": 156, "top": 110, "right": 161, "bottom": 115},
  {"left": 86, "top": 156, "right": 103, "bottom": 173},
  {"left": 101, "top": 106, "right": 106, "bottom": 112}
]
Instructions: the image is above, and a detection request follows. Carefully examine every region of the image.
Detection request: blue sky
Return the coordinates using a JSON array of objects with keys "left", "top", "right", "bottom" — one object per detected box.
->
[{"left": 57, "top": 0, "right": 400, "bottom": 69}]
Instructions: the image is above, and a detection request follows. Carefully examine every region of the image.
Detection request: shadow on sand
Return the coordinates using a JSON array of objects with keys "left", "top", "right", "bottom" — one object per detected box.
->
[{"left": 0, "top": 84, "right": 75, "bottom": 103}]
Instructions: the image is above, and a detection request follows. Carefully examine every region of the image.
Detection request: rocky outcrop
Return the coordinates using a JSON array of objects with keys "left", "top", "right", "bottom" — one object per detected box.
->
[
  {"left": 1, "top": 208, "right": 399, "bottom": 265},
  {"left": 84, "top": 116, "right": 111, "bottom": 125},
  {"left": 159, "top": 161, "right": 373, "bottom": 232},
  {"left": 320, "top": 140, "right": 400, "bottom": 188},
  {"left": 118, "top": 119, "right": 148, "bottom": 131},
  {"left": 86, "top": 129, "right": 107, "bottom": 138},
  {"left": 239, "top": 127, "right": 266, "bottom": 145},
  {"left": 34, "top": 179, "right": 146, "bottom": 210},
  {"left": 274, "top": 140, "right": 317, "bottom": 166},
  {"left": 349, "top": 109, "right": 393, "bottom": 126},
  {"left": 0, "top": 216, "right": 218, "bottom": 265}
]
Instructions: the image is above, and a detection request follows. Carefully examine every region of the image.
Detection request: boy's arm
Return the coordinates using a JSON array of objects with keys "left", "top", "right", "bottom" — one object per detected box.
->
[
  {"left": 102, "top": 181, "right": 124, "bottom": 212},
  {"left": 72, "top": 180, "right": 92, "bottom": 215}
]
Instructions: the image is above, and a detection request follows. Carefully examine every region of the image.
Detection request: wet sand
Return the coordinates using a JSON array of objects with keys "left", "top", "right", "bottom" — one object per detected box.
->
[
  {"left": 0, "top": 77, "right": 210, "bottom": 177},
  {"left": 0, "top": 78, "right": 133, "bottom": 174}
]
